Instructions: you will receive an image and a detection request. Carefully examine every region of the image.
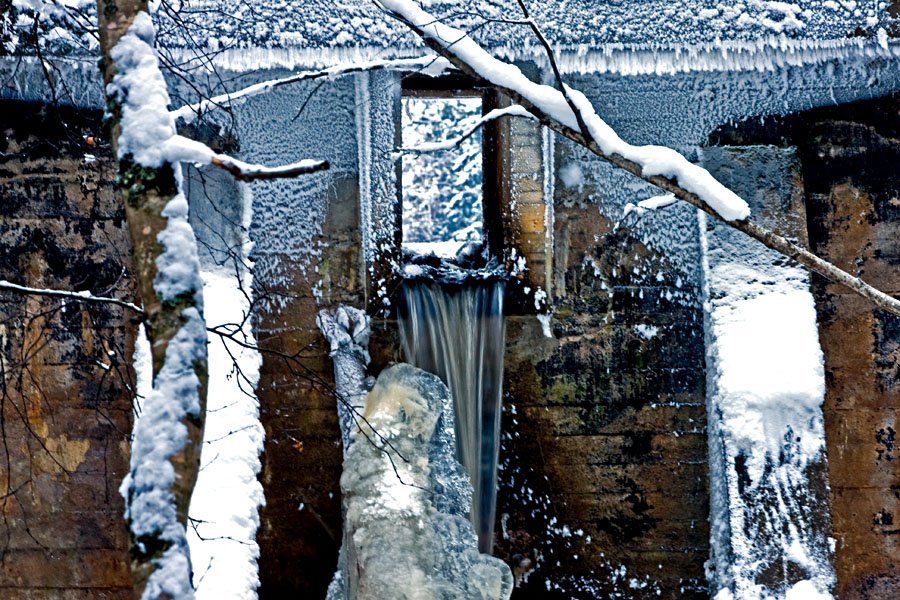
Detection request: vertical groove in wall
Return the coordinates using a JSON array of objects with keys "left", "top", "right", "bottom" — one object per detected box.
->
[{"left": 355, "top": 70, "right": 373, "bottom": 309}]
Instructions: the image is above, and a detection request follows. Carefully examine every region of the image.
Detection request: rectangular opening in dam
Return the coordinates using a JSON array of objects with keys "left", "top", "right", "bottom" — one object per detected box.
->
[{"left": 401, "top": 93, "right": 484, "bottom": 256}]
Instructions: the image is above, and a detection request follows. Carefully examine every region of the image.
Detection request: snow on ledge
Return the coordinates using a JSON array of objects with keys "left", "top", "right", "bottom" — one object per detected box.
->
[{"left": 403, "top": 241, "right": 467, "bottom": 260}]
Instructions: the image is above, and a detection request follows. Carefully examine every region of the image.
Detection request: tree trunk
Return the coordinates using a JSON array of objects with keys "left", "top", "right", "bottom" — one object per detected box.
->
[{"left": 97, "top": 2, "right": 208, "bottom": 598}]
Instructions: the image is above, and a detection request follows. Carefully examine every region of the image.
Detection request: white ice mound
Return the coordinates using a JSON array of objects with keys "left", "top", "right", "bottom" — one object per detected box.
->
[{"left": 327, "top": 362, "right": 512, "bottom": 600}]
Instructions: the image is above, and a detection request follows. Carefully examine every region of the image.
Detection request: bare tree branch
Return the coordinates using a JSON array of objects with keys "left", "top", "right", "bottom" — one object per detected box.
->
[
  {"left": 397, "top": 105, "right": 534, "bottom": 154},
  {"left": 377, "top": 0, "right": 900, "bottom": 317},
  {"left": 0, "top": 280, "right": 142, "bottom": 312}
]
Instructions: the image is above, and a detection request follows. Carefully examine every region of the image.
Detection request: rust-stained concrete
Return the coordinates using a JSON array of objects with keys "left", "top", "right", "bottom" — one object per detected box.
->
[
  {"left": 493, "top": 165, "right": 709, "bottom": 599},
  {"left": 0, "top": 101, "right": 135, "bottom": 599},
  {"left": 800, "top": 95, "right": 900, "bottom": 600}
]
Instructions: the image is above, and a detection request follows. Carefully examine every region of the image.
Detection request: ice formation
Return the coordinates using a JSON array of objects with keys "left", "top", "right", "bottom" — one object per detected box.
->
[
  {"left": 324, "top": 362, "right": 513, "bottom": 600},
  {"left": 6, "top": 0, "right": 896, "bottom": 85},
  {"left": 317, "top": 306, "right": 372, "bottom": 453},
  {"left": 7, "top": 0, "right": 894, "bottom": 60}
]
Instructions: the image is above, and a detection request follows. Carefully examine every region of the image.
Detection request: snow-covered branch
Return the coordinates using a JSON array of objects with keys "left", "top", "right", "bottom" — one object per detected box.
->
[
  {"left": 378, "top": 0, "right": 900, "bottom": 318},
  {"left": 170, "top": 56, "right": 449, "bottom": 123},
  {"left": 623, "top": 194, "right": 677, "bottom": 219},
  {"left": 0, "top": 280, "right": 142, "bottom": 312},
  {"left": 107, "top": 24, "right": 329, "bottom": 183},
  {"left": 511, "top": 0, "right": 593, "bottom": 143},
  {"left": 397, "top": 105, "right": 534, "bottom": 154},
  {"left": 131, "top": 133, "right": 330, "bottom": 182},
  {"left": 209, "top": 155, "right": 329, "bottom": 182}
]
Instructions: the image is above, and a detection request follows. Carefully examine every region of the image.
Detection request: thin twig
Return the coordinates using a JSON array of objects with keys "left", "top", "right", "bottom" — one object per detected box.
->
[
  {"left": 397, "top": 105, "right": 535, "bottom": 154},
  {"left": 513, "top": 0, "right": 592, "bottom": 143}
]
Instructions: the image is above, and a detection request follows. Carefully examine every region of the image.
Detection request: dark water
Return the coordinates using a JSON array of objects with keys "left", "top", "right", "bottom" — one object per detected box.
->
[{"left": 399, "top": 279, "right": 506, "bottom": 554}]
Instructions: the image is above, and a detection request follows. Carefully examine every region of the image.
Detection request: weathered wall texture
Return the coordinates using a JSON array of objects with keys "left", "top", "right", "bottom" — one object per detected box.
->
[
  {"left": 4, "top": 64, "right": 900, "bottom": 600},
  {"left": 236, "top": 69, "right": 899, "bottom": 599},
  {"left": 495, "top": 97, "right": 553, "bottom": 299},
  {"left": 243, "top": 71, "right": 711, "bottom": 598},
  {"left": 0, "top": 101, "right": 135, "bottom": 598},
  {"left": 494, "top": 123, "right": 709, "bottom": 599},
  {"left": 232, "top": 70, "right": 402, "bottom": 598},
  {"left": 799, "top": 94, "right": 900, "bottom": 600}
]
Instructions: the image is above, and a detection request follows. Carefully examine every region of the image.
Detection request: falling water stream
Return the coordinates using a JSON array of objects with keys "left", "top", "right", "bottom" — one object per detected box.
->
[{"left": 399, "top": 279, "right": 506, "bottom": 554}]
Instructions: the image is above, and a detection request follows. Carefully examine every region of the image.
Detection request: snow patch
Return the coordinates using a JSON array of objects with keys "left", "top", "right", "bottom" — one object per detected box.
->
[
  {"left": 699, "top": 145, "right": 835, "bottom": 599},
  {"left": 785, "top": 580, "right": 832, "bottom": 600},
  {"left": 634, "top": 324, "right": 659, "bottom": 340},
  {"left": 155, "top": 191, "right": 204, "bottom": 307},
  {"left": 559, "top": 162, "right": 584, "bottom": 189},
  {"left": 710, "top": 278, "right": 824, "bottom": 466},
  {"left": 187, "top": 267, "right": 265, "bottom": 600},
  {"left": 537, "top": 313, "right": 552, "bottom": 339},
  {"left": 624, "top": 193, "right": 678, "bottom": 218},
  {"left": 403, "top": 241, "right": 468, "bottom": 259}
]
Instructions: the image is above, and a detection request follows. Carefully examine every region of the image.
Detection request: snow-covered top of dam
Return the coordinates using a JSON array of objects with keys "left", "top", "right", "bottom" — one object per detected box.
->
[
  {"left": 158, "top": 0, "right": 891, "bottom": 50},
  {"left": 5, "top": 0, "right": 898, "bottom": 75}
]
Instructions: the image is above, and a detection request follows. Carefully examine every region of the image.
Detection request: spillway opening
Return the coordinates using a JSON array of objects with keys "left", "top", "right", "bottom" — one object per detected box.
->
[
  {"left": 398, "top": 276, "right": 507, "bottom": 554},
  {"left": 401, "top": 95, "right": 484, "bottom": 257},
  {"left": 397, "top": 72, "right": 505, "bottom": 265}
]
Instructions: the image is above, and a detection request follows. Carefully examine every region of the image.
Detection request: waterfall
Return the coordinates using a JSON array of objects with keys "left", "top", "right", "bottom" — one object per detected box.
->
[{"left": 399, "top": 279, "right": 506, "bottom": 554}]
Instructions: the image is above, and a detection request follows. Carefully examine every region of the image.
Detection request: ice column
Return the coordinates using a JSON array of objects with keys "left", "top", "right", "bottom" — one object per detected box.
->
[{"left": 317, "top": 318, "right": 513, "bottom": 600}]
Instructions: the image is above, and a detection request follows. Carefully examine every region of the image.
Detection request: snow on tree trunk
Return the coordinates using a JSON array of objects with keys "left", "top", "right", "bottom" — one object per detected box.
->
[
  {"left": 316, "top": 318, "right": 511, "bottom": 600},
  {"left": 98, "top": 3, "right": 208, "bottom": 598}
]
